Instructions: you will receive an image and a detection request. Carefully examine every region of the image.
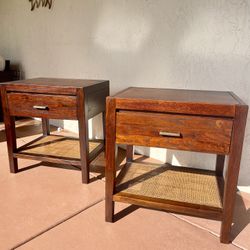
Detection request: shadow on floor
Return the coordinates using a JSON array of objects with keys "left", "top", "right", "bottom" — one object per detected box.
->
[
  {"left": 114, "top": 205, "right": 139, "bottom": 222},
  {"left": 0, "top": 120, "right": 57, "bottom": 142},
  {"left": 18, "top": 162, "right": 80, "bottom": 172},
  {"left": 231, "top": 192, "right": 250, "bottom": 241},
  {"left": 18, "top": 161, "right": 101, "bottom": 183},
  {"left": 113, "top": 193, "right": 250, "bottom": 240},
  {"left": 89, "top": 148, "right": 127, "bottom": 180}
]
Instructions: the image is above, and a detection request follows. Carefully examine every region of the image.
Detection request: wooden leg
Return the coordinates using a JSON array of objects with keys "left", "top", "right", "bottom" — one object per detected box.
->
[
  {"left": 215, "top": 154, "right": 225, "bottom": 177},
  {"left": 1, "top": 87, "right": 18, "bottom": 173},
  {"left": 6, "top": 116, "right": 18, "bottom": 173},
  {"left": 220, "top": 154, "right": 237, "bottom": 243},
  {"left": 126, "top": 145, "right": 134, "bottom": 162},
  {"left": 220, "top": 105, "right": 248, "bottom": 243},
  {"left": 102, "top": 112, "right": 106, "bottom": 158},
  {"left": 102, "top": 112, "right": 106, "bottom": 141},
  {"left": 77, "top": 89, "right": 89, "bottom": 184},
  {"left": 42, "top": 118, "right": 50, "bottom": 136},
  {"left": 1, "top": 88, "right": 18, "bottom": 173},
  {"left": 105, "top": 98, "right": 116, "bottom": 222}
]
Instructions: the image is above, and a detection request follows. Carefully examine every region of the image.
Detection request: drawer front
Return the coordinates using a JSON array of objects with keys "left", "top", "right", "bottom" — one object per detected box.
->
[
  {"left": 7, "top": 93, "right": 77, "bottom": 119},
  {"left": 116, "top": 111, "right": 233, "bottom": 154}
]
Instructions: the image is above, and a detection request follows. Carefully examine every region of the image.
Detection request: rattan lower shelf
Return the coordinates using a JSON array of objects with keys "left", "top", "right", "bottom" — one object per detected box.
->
[
  {"left": 14, "top": 135, "right": 104, "bottom": 166},
  {"left": 114, "top": 162, "right": 224, "bottom": 217}
]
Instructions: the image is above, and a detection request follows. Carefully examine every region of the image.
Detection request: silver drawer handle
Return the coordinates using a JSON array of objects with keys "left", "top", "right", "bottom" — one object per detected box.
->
[
  {"left": 159, "top": 131, "right": 181, "bottom": 138},
  {"left": 33, "top": 105, "right": 48, "bottom": 110}
]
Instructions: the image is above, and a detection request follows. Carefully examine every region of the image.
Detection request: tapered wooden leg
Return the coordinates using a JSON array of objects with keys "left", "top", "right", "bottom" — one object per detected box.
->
[
  {"left": 42, "top": 118, "right": 50, "bottom": 136},
  {"left": 102, "top": 112, "right": 106, "bottom": 141},
  {"left": 220, "top": 105, "right": 248, "bottom": 243},
  {"left": 77, "top": 89, "right": 89, "bottom": 184},
  {"left": 105, "top": 98, "right": 116, "bottom": 222},
  {"left": 1, "top": 88, "right": 18, "bottom": 173},
  {"left": 102, "top": 111, "right": 106, "bottom": 158},
  {"left": 216, "top": 154, "right": 225, "bottom": 177},
  {"left": 126, "top": 145, "right": 134, "bottom": 162},
  {"left": 5, "top": 116, "right": 18, "bottom": 173}
]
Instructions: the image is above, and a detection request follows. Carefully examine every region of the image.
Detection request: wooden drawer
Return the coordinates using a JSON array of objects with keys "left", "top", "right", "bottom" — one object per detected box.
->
[
  {"left": 7, "top": 92, "right": 77, "bottom": 119},
  {"left": 116, "top": 111, "right": 233, "bottom": 154}
]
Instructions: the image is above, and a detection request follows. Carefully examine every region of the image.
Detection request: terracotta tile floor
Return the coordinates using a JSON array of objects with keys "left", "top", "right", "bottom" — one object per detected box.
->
[{"left": 0, "top": 119, "right": 249, "bottom": 250}]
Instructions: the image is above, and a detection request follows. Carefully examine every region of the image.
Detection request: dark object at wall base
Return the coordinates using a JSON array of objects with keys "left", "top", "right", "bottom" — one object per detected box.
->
[
  {"left": 0, "top": 68, "right": 20, "bottom": 121},
  {"left": 5, "top": 60, "right": 10, "bottom": 71}
]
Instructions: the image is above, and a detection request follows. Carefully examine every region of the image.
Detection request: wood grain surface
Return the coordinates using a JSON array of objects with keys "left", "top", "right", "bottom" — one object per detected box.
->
[
  {"left": 116, "top": 111, "right": 233, "bottom": 154},
  {"left": 8, "top": 92, "right": 77, "bottom": 119},
  {"left": 4, "top": 78, "right": 109, "bottom": 95},
  {"left": 114, "top": 87, "right": 240, "bottom": 117}
]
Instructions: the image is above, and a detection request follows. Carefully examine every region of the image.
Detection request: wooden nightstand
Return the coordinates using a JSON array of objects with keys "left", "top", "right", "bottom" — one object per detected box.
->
[
  {"left": 1, "top": 78, "right": 109, "bottom": 184},
  {"left": 105, "top": 87, "right": 248, "bottom": 243}
]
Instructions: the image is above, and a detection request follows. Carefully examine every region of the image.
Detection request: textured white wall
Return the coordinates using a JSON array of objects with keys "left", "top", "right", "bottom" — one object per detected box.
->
[{"left": 0, "top": 0, "right": 249, "bottom": 187}]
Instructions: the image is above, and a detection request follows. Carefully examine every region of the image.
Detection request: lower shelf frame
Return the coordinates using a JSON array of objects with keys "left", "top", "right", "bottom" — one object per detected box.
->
[
  {"left": 113, "top": 192, "right": 223, "bottom": 220},
  {"left": 113, "top": 162, "right": 224, "bottom": 221},
  {"left": 13, "top": 134, "right": 104, "bottom": 166}
]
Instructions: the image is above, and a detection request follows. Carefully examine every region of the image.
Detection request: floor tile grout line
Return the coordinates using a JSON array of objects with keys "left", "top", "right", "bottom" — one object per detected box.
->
[
  {"left": 170, "top": 213, "right": 245, "bottom": 250},
  {"left": 232, "top": 242, "right": 247, "bottom": 250},
  {"left": 11, "top": 197, "right": 105, "bottom": 250}
]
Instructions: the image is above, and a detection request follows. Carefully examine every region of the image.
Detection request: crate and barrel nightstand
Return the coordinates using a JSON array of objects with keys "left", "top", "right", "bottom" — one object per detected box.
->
[
  {"left": 1, "top": 78, "right": 109, "bottom": 184},
  {"left": 105, "top": 87, "right": 248, "bottom": 243}
]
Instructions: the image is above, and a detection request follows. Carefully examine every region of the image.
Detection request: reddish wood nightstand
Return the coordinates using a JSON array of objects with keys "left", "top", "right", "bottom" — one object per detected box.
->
[
  {"left": 1, "top": 78, "right": 109, "bottom": 184},
  {"left": 105, "top": 87, "right": 248, "bottom": 243}
]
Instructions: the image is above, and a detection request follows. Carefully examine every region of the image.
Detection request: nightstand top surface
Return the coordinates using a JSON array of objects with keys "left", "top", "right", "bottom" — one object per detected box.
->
[
  {"left": 114, "top": 87, "right": 242, "bottom": 105},
  {"left": 113, "top": 87, "right": 246, "bottom": 117},
  {"left": 2, "top": 78, "right": 109, "bottom": 95}
]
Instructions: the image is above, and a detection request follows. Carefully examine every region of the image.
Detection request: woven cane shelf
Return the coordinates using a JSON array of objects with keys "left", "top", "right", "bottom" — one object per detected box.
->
[
  {"left": 114, "top": 162, "right": 224, "bottom": 216},
  {"left": 14, "top": 135, "right": 104, "bottom": 166}
]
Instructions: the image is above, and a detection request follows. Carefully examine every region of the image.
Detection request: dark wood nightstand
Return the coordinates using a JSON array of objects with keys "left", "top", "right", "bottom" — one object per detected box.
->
[
  {"left": 105, "top": 87, "right": 248, "bottom": 243},
  {"left": 1, "top": 78, "right": 109, "bottom": 184}
]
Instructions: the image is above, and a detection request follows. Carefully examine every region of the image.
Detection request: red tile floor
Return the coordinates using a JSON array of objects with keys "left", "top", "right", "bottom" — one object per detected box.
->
[{"left": 0, "top": 119, "right": 249, "bottom": 250}]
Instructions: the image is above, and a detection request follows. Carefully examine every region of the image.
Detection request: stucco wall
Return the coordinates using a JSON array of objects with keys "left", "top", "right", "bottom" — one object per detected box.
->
[{"left": 0, "top": 0, "right": 249, "bottom": 188}]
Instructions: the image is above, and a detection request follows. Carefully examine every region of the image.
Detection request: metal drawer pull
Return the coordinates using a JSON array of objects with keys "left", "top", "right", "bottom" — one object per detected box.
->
[
  {"left": 33, "top": 105, "right": 48, "bottom": 110},
  {"left": 159, "top": 131, "right": 181, "bottom": 138}
]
